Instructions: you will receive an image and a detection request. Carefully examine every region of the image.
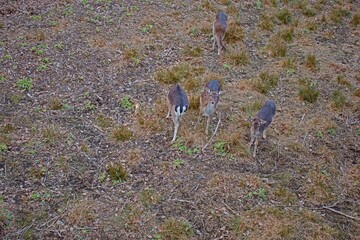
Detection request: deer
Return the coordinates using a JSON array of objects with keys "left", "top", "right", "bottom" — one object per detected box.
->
[
  {"left": 249, "top": 100, "right": 276, "bottom": 157},
  {"left": 198, "top": 80, "right": 221, "bottom": 135},
  {"left": 213, "top": 11, "right": 228, "bottom": 55},
  {"left": 166, "top": 84, "right": 189, "bottom": 143}
]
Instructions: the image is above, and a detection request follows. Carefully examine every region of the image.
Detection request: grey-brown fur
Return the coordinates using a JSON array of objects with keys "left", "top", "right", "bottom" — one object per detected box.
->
[
  {"left": 249, "top": 100, "right": 276, "bottom": 157},
  {"left": 213, "top": 12, "right": 228, "bottom": 55},
  {"left": 166, "top": 84, "right": 189, "bottom": 142},
  {"left": 198, "top": 80, "right": 221, "bottom": 135}
]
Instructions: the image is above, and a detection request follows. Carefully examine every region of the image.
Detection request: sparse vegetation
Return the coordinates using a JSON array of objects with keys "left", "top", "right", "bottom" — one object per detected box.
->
[
  {"left": 118, "top": 96, "right": 134, "bottom": 110},
  {"left": 258, "top": 14, "right": 274, "bottom": 31},
  {"left": 299, "top": 78, "right": 319, "bottom": 103},
  {"left": 16, "top": 77, "right": 33, "bottom": 91},
  {"left": 107, "top": 162, "right": 128, "bottom": 181},
  {"left": 350, "top": 13, "right": 360, "bottom": 27},
  {"left": 277, "top": 8, "right": 292, "bottom": 24},
  {"left": 331, "top": 90, "right": 346, "bottom": 109},
  {"left": 253, "top": 72, "right": 279, "bottom": 94},
  {"left": 1, "top": 1, "right": 359, "bottom": 239},
  {"left": 155, "top": 63, "right": 204, "bottom": 84},
  {"left": 268, "top": 36, "right": 287, "bottom": 57},
  {"left": 159, "top": 218, "right": 194, "bottom": 239},
  {"left": 224, "top": 21, "right": 245, "bottom": 43},
  {"left": 112, "top": 126, "right": 133, "bottom": 141},
  {"left": 305, "top": 53, "right": 317, "bottom": 70},
  {"left": 224, "top": 49, "right": 250, "bottom": 66}
]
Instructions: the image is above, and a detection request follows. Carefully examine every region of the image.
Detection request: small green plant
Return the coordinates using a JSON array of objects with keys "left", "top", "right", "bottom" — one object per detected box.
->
[
  {"left": 247, "top": 188, "right": 267, "bottom": 201},
  {"left": 36, "top": 49, "right": 45, "bottom": 55},
  {"left": 189, "top": 27, "right": 198, "bottom": 37},
  {"left": 172, "top": 159, "right": 185, "bottom": 168},
  {"left": 16, "top": 77, "right": 33, "bottom": 91},
  {"left": 108, "top": 163, "right": 127, "bottom": 181},
  {"left": 355, "top": 128, "right": 360, "bottom": 136},
  {"left": 316, "top": 130, "right": 323, "bottom": 139},
  {"left": 54, "top": 42, "right": 64, "bottom": 50},
  {"left": 119, "top": 96, "right": 134, "bottom": 110},
  {"left": 64, "top": 6, "right": 74, "bottom": 16},
  {"left": 173, "top": 139, "right": 199, "bottom": 156},
  {"left": 141, "top": 24, "right": 153, "bottom": 33},
  {"left": 223, "top": 63, "right": 231, "bottom": 70},
  {"left": 214, "top": 141, "right": 228, "bottom": 157},
  {"left": 255, "top": 0, "right": 262, "bottom": 9},
  {"left": 3, "top": 54, "right": 12, "bottom": 60},
  {"left": 112, "top": 126, "right": 133, "bottom": 141},
  {"left": 277, "top": 8, "right": 292, "bottom": 24},
  {"left": 31, "top": 15, "right": 42, "bottom": 21},
  {"left": 39, "top": 57, "right": 50, "bottom": 64},
  {"left": 331, "top": 90, "right": 346, "bottom": 109},
  {"left": 0, "top": 76, "right": 5, "bottom": 83},
  {"left": 30, "top": 193, "right": 41, "bottom": 201},
  {"left": 327, "top": 128, "right": 336, "bottom": 137},
  {"left": 253, "top": 72, "right": 279, "bottom": 94},
  {"left": 84, "top": 101, "right": 96, "bottom": 111},
  {"left": 0, "top": 144, "right": 8, "bottom": 152},
  {"left": 37, "top": 64, "right": 48, "bottom": 71}
]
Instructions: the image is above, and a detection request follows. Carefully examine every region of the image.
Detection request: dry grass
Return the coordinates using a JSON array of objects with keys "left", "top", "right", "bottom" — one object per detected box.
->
[
  {"left": 107, "top": 162, "right": 128, "bottom": 181},
  {"left": 159, "top": 218, "right": 194, "bottom": 240},
  {"left": 155, "top": 63, "right": 205, "bottom": 84},
  {"left": 331, "top": 90, "right": 346, "bottom": 109},
  {"left": 258, "top": 14, "right": 274, "bottom": 31},
  {"left": 224, "top": 48, "right": 250, "bottom": 66},
  {"left": 48, "top": 97, "right": 63, "bottom": 110},
  {"left": 268, "top": 36, "right": 287, "bottom": 57},
  {"left": 305, "top": 53, "right": 317, "bottom": 71},
  {"left": 299, "top": 78, "right": 319, "bottom": 103},
  {"left": 224, "top": 21, "right": 245, "bottom": 44},
  {"left": 253, "top": 72, "right": 279, "bottom": 94},
  {"left": 276, "top": 8, "right": 292, "bottom": 25},
  {"left": 112, "top": 126, "right": 134, "bottom": 141}
]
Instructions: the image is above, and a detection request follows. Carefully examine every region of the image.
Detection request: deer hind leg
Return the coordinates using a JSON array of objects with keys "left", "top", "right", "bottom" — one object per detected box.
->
[
  {"left": 205, "top": 115, "right": 211, "bottom": 135},
  {"left": 171, "top": 113, "right": 180, "bottom": 142},
  {"left": 253, "top": 137, "right": 259, "bottom": 157}
]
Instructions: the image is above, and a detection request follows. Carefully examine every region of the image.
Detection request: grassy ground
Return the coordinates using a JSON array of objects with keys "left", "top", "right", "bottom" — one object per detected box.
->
[{"left": 0, "top": 0, "right": 359, "bottom": 239}]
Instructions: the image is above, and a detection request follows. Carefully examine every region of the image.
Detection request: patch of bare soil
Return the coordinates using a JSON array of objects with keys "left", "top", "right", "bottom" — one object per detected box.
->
[{"left": 0, "top": 0, "right": 359, "bottom": 239}]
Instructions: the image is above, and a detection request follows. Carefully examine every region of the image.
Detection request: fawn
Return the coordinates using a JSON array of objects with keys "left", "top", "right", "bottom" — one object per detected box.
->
[
  {"left": 198, "top": 80, "right": 221, "bottom": 135},
  {"left": 213, "top": 11, "right": 228, "bottom": 55},
  {"left": 249, "top": 100, "right": 276, "bottom": 157},
  {"left": 166, "top": 84, "right": 189, "bottom": 142}
]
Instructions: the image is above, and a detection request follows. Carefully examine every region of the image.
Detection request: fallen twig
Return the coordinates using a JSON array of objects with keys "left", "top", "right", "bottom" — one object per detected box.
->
[
  {"left": 169, "top": 198, "right": 195, "bottom": 205},
  {"left": 222, "top": 201, "right": 239, "bottom": 217},
  {"left": 322, "top": 206, "right": 360, "bottom": 221}
]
